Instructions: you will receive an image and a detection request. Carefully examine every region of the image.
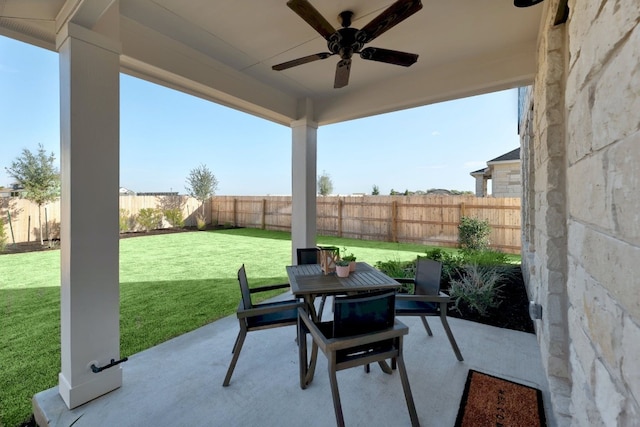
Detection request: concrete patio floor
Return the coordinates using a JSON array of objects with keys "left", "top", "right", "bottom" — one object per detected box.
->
[{"left": 34, "top": 295, "right": 554, "bottom": 427}]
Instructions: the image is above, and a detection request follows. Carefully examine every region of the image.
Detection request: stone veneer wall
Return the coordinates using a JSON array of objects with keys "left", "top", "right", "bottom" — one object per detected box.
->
[
  {"left": 474, "top": 174, "right": 487, "bottom": 197},
  {"left": 521, "top": 0, "right": 640, "bottom": 425},
  {"left": 490, "top": 162, "right": 522, "bottom": 197}
]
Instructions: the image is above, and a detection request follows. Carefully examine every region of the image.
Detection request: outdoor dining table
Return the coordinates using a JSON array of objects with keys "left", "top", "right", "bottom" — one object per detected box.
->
[{"left": 286, "top": 262, "right": 401, "bottom": 386}]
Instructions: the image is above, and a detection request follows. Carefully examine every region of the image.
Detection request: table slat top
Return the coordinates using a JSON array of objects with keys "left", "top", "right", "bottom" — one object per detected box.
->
[{"left": 286, "top": 262, "right": 399, "bottom": 296}]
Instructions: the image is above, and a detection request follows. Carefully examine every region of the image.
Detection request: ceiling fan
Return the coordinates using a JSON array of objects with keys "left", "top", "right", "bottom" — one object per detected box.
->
[{"left": 272, "top": 0, "right": 423, "bottom": 89}]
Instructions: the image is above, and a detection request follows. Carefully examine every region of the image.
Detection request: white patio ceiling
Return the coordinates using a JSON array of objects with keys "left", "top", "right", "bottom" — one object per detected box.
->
[{"left": 0, "top": 0, "right": 542, "bottom": 125}]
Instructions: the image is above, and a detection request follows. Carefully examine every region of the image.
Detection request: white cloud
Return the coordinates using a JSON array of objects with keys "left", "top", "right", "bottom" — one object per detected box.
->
[{"left": 431, "top": 131, "right": 440, "bottom": 136}]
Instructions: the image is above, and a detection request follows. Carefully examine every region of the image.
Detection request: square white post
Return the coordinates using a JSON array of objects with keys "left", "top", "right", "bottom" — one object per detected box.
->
[
  {"left": 57, "top": 23, "right": 122, "bottom": 409},
  {"left": 291, "top": 117, "right": 318, "bottom": 263}
]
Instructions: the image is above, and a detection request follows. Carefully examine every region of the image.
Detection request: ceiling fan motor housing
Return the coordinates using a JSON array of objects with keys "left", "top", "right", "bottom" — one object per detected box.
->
[{"left": 328, "top": 27, "right": 363, "bottom": 59}]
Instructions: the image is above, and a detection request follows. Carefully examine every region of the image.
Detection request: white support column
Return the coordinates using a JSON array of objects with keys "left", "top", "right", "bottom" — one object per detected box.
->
[
  {"left": 57, "top": 22, "right": 122, "bottom": 409},
  {"left": 290, "top": 115, "right": 318, "bottom": 263}
]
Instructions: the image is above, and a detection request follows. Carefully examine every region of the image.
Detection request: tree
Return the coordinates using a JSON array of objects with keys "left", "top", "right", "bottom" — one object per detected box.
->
[
  {"left": 372, "top": 185, "right": 380, "bottom": 195},
  {"left": 5, "top": 144, "right": 60, "bottom": 245},
  {"left": 185, "top": 164, "right": 218, "bottom": 219},
  {"left": 317, "top": 170, "right": 333, "bottom": 196}
]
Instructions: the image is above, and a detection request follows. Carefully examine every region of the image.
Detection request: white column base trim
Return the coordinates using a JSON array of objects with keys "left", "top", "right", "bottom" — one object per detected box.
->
[{"left": 58, "top": 367, "right": 122, "bottom": 409}]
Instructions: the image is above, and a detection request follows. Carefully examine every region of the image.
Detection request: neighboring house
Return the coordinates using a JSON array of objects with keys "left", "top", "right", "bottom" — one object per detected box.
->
[
  {"left": 119, "top": 187, "right": 135, "bottom": 196},
  {"left": 119, "top": 188, "right": 179, "bottom": 196},
  {"left": 136, "top": 192, "right": 179, "bottom": 196},
  {"left": 0, "top": 185, "right": 27, "bottom": 198},
  {"left": 470, "top": 148, "right": 521, "bottom": 198}
]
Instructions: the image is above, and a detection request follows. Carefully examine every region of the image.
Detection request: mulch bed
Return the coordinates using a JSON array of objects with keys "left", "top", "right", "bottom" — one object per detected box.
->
[{"left": 446, "top": 269, "right": 535, "bottom": 333}]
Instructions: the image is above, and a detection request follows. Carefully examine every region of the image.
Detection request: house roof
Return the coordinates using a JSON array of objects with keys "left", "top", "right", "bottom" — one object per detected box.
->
[
  {"left": 487, "top": 148, "right": 520, "bottom": 164},
  {"left": 0, "top": 1, "right": 543, "bottom": 127},
  {"left": 470, "top": 167, "right": 488, "bottom": 176},
  {"left": 470, "top": 147, "right": 520, "bottom": 178}
]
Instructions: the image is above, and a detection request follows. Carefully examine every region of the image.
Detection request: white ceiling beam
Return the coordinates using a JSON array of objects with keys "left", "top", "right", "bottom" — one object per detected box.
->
[
  {"left": 56, "top": 0, "right": 116, "bottom": 33},
  {"left": 119, "top": 17, "right": 298, "bottom": 126}
]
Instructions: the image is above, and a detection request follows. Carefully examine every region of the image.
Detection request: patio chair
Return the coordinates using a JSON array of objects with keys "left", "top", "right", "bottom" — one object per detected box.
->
[
  {"left": 296, "top": 247, "right": 329, "bottom": 319},
  {"left": 298, "top": 291, "right": 420, "bottom": 427},
  {"left": 394, "top": 258, "right": 463, "bottom": 361},
  {"left": 222, "top": 264, "right": 304, "bottom": 386},
  {"left": 297, "top": 247, "right": 320, "bottom": 265}
]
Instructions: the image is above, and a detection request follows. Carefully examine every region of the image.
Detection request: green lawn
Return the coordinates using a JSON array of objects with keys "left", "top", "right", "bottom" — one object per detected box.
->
[{"left": 0, "top": 228, "right": 438, "bottom": 427}]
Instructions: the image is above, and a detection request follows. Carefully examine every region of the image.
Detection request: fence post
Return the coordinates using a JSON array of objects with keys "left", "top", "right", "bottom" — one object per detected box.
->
[
  {"left": 337, "top": 198, "right": 343, "bottom": 237},
  {"left": 8, "top": 211, "right": 16, "bottom": 246},
  {"left": 233, "top": 198, "right": 238, "bottom": 227},
  {"left": 213, "top": 197, "right": 218, "bottom": 226},
  {"left": 261, "top": 199, "right": 266, "bottom": 230},
  {"left": 209, "top": 197, "right": 213, "bottom": 225},
  {"left": 460, "top": 202, "right": 466, "bottom": 218},
  {"left": 391, "top": 200, "right": 398, "bottom": 242}
]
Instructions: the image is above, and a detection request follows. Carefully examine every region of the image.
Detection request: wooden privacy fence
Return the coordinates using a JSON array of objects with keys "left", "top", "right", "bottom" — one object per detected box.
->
[
  {"left": 1, "top": 195, "right": 204, "bottom": 244},
  {"left": 2, "top": 195, "right": 521, "bottom": 253},
  {"left": 212, "top": 195, "right": 522, "bottom": 254}
]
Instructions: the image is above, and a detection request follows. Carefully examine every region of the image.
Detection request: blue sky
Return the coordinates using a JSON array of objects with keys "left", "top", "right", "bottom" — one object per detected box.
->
[{"left": 0, "top": 35, "right": 520, "bottom": 196}]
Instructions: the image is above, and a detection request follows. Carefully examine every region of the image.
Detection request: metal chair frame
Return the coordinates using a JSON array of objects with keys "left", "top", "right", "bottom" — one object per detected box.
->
[
  {"left": 395, "top": 258, "right": 463, "bottom": 361},
  {"left": 298, "top": 291, "right": 420, "bottom": 427},
  {"left": 222, "top": 264, "right": 304, "bottom": 386}
]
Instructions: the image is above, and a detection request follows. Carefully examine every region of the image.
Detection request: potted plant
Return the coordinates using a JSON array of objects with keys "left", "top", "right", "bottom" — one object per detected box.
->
[
  {"left": 341, "top": 248, "right": 357, "bottom": 272},
  {"left": 335, "top": 259, "right": 351, "bottom": 278}
]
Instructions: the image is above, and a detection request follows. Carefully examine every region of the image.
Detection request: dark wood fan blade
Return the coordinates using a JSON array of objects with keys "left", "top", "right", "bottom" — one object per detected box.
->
[
  {"left": 287, "top": 0, "right": 336, "bottom": 40},
  {"left": 360, "top": 47, "right": 418, "bottom": 67},
  {"left": 357, "top": 0, "right": 423, "bottom": 44},
  {"left": 334, "top": 59, "right": 351, "bottom": 88},
  {"left": 272, "top": 52, "right": 332, "bottom": 71}
]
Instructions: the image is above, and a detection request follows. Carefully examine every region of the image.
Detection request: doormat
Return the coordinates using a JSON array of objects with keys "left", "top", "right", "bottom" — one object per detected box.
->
[{"left": 454, "top": 369, "right": 546, "bottom": 427}]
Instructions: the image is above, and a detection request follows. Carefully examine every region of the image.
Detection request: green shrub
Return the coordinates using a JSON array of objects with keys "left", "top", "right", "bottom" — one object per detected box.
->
[
  {"left": 423, "top": 248, "right": 464, "bottom": 281},
  {"left": 460, "top": 249, "right": 510, "bottom": 266},
  {"left": 374, "top": 258, "right": 417, "bottom": 293},
  {"left": 196, "top": 214, "right": 207, "bottom": 230},
  {"left": 137, "top": 208, "right": 163, "bottom": 232},
  {"left": 457, "top": 249, "right": 519, "bottom": 286},
  {"left": 458, "top": 216, "right": 491, "bottom": 251},
  {"left": 119, "top": 209, "right": 134, "bottom": 233},
  {"left": 163, "top": 208, "right": 184, "bottom": 228},
  {"left": 374, "top": 258, "right": 415, "bottom": 278},
  {"left": 449, "top": 264, "right": 504, "bottom": 317},
  {"left": 0, "top": 218, "right": 7, "bottom": 251}
]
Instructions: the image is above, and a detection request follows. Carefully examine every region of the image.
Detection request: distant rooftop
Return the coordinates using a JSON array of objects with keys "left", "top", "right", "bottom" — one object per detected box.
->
[
  {"left": 470, "top": 147, "right": 520, "bottom": 176},
  {"left": 488, "top": 148, "right": 520, "bottom": 163}
]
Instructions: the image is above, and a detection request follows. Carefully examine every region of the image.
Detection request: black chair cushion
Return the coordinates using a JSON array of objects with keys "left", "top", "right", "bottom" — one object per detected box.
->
[
  {"left": 394, "top": 299, "right": 438, "bottom": 315},
  {"left": 297, "top": 248, "right": 320, "bottom": 265},
  {"left": 246, "top": 306, "right": 299, "bottom": 328}
]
